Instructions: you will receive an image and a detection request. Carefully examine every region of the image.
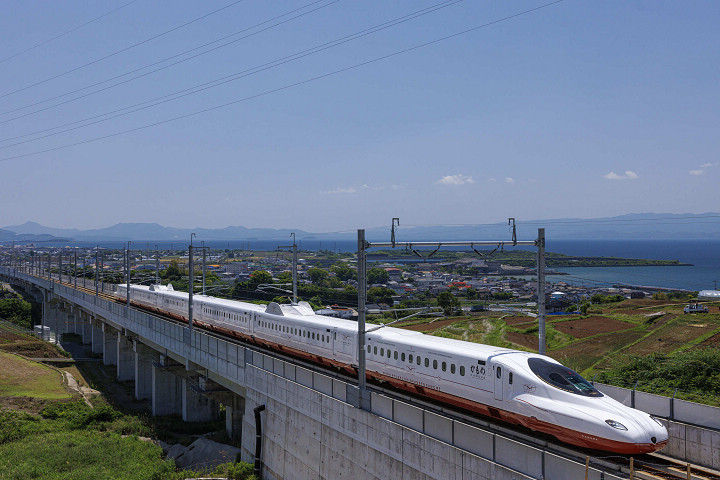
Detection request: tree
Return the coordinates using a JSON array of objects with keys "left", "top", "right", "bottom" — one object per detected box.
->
[
  {"left": 307, "top": 268, "right": 329, "bottom": 286},
  {"left": 250, "top": 270, "right": 272, "bottom": 285},
  {"left": 368, "top": 286, "right": 394, "bottom": 306},
  {"left": 162, "top": 259, "right": 183, "bottom": 282},
  {"left": 367, "top": 268, "right": 389, "bottom": 285},
  {"left": 276, "top": 272, "right": 293, "bottom": 284},
  {"left": 330, "top": 262, "right": 356, "bottom": 281},
  {"left": 0, "top": 298, "right": 33, "bottom": 329},
  {"left": 437, "top": 291, "right": 461, "bottom": 316}
]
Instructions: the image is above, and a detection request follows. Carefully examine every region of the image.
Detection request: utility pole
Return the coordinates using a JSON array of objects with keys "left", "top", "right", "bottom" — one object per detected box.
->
[
  {"left": 95, "top": 248, "right": 99, "bottom": 295},
  {"left": 155, "top": 245, "right": 160, "bottom": 285},
  {"left": 74, "top": 248, "right": 78, "bottom": 289},
  {"left": 537, "top": 228, "right": 546, "bottom": 355},
  {"left": 188, "top": 233, "right": 196, "bottom": 341},
  {"left": 126, "top": 241, "right": 132, "bottom": 312},
  {"left": 202, "top": 240, "right": 206, "bottom": 295},
  {"left": 357, "top": 229, "right": 368, "bottom": 404}
]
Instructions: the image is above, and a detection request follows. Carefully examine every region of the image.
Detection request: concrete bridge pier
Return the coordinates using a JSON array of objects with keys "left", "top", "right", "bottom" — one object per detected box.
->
[
  {"left": 91, "top": 317, "right": 103, "bottom": 354},
  {"left": 117, "top": 332, "right": 134, "bottom": 381},
  {"left": 102, "top": 324, "right": 118, "bottom": 366},
  {"left": 81, "top": 311, "right": 92, "bottom": 345},
  {"left": 181, "top": 378, "right": 219, "bottom": 423},
  {"left": 152, "top": 355, "right": 183, "bottom": 416},
  {"left": 225, "top": 394, "right": 245, "bottom": 443},
  {"left": 134, "top": 341, "right": 155, "bottom": 401},
  {"left": 57, "top": 305, "right": 69, "bottom": 342}
]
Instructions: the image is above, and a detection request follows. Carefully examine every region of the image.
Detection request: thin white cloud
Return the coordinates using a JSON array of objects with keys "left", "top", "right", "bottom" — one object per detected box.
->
[
  {"left": 689, "top": 169, "right": 704, "bottom": 176},
  {"left": 321, "top": 186, "right": 357, "bottom": 195},
  {"left": 604, "top": 170, "right": 638, "bottom": 180},
  {"left": 436, "top": 174, "right": 475, "bottom": 185},
  {"left": 700, "top": 162, "right": 718, "bottom": 168},
  {"left": 504, "top": 177, "right": 515, "bottom": 184},
  {"left": 488, "top": 178, "right": 497, "bottom": 183}
]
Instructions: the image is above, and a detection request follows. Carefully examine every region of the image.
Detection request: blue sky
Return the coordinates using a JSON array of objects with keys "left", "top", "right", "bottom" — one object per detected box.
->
[{"left": 0, "top": 0, "right": 718, "bottom": 232}]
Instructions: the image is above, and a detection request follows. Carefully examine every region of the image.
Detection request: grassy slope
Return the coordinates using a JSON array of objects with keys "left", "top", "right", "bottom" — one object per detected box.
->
[{"left": 0, "top": 352, "right": 70, "bottom": 400}]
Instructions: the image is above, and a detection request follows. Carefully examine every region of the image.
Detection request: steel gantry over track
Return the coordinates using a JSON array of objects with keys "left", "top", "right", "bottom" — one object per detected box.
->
[{"left": 354, "top": 220, "right": 546, "bottom": 409}]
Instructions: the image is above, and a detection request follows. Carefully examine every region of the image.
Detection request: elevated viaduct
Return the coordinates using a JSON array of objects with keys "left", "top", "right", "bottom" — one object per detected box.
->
[{"left": 1, "top": 266, "right": 719, "bottom": 480}]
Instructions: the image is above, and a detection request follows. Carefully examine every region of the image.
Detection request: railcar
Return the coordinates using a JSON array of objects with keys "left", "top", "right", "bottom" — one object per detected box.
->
[{"left": 116, "top": 283, "right": 668, "bottom": 454}]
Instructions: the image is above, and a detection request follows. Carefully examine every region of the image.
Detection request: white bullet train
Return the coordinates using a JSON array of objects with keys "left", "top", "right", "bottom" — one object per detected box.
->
[{"left": 116, "top": 283, "right": 668, "bottom": 454}]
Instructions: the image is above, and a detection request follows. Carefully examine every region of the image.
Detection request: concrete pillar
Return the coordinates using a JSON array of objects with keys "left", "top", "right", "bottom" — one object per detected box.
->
[
  {"left": 68, "top": 308, "right": 77, "bottom": 334},
  {"left": 102, "top": 324, "right": 118, "bottom": 366},
  {"left": 82, "top": 312, "right": 92, "bottom": 345},
  {"left": 134, "top": 341, "right": 155, "bottom": 400},
  {"left": 182, "top": 378, "right": 218, "bottom": 422},
  {"left": 226, "top": 395, "right": 245, "bottom": 442},
  {"left": 117, "top": 333, "right": 134, "bottom": 381},
  {"left": 91, "top": 318, "right": 103, "bottom": 354},
  {"left": 57, "top": 307, "right": 68, "bottom": 342},
  {"left": 152, "top": 361, "right": 182, "bottom": 416}
]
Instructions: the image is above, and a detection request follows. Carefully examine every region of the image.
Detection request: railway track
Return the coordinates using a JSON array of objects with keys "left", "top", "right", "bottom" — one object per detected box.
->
[{"left": 31, "top": 274, "right": 720, "bottom": 480}]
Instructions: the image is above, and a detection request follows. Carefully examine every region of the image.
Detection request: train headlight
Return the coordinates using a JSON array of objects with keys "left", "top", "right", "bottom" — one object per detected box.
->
[
  {"left": 650, "top": 416, "right": 664, "bottom": 427},
  {"left": 605, "top": 419, "right": 628, "bottom": 431}
]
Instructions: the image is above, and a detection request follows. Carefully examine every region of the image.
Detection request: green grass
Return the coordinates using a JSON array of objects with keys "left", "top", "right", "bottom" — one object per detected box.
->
[
  {"left": 0, "top": 352, "right": 71, "bottom": 400},
  {"left": 0, "top": 402, "right": 256, "bottom": 480}
]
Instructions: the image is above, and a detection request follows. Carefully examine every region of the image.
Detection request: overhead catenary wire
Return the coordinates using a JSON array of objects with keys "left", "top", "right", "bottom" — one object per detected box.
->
[
  {"left": 0, "top": 0, "right": 141, "bottom": 65},
  {"left": 0, "top": 0, "right": 249, "bottom": 101},
  {"left": 0, "top": 0, "right": 460, "bottom": 144},
  {"left": 0, "top": 0, "right": 340, "bottom": 122},
  {"left": 0, "top": 0, "right": 563, "bottom": 163}
]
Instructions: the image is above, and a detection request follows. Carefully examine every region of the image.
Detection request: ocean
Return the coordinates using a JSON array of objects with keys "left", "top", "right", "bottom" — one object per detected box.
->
[{"left": 26, "top": 239, "right": 720, "bottom": 292}]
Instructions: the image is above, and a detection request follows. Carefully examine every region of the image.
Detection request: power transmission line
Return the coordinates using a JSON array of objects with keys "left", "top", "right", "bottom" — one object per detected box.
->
[
  {"left": 0, "top": 0, "right": 249, "bottom": 100},
  {"left": 0, "top": 0, "right": 563, "bottom": 163},
  {"left": 0, "top": 0, "right": 141, "bottom": 65},
  {"left": 0, "top": 0, "right": 337, "bottom": 120},
  {"left": 0, "top": 0, "right": 457, "bottom": 142}
]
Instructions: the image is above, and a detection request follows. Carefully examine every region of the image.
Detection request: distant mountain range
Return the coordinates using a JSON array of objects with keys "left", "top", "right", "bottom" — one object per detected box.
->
[{"left": 2, "top": 213, "right": 719, "bottom": 244}]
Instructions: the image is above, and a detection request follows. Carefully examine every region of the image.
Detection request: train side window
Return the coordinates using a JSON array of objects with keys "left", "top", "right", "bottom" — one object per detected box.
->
[
  {"left": 387, "top": 350, "right": 391, "bottom": 358},
  {"left": 394, "top": 351, "right": 398, "bottom": 360},
  {"left": 451, "top": 364, "right": 456, "bottom": 374},
  {"left": 496, "top": 367, "right": 502, "bottom": 379},
  {"left": 442, "top": 361, "right": 447, "bottom": 372},
  {"left": 417, "top": 356, "right": 421, "bottom": 366},
  {"left": 460, "top": 366, "right": 465, "bottom": 376},
  {"left": 509, "top": 372, "right": 513, "bottom": 384},
  {"left": 401, "top": 353, "right": 405, "bottom": 361},
  {"left": 424, "top": 358, "right": 429, "bottom": 368},
  {"left": 367, "top": 345, "right": 371, "bottom": 353},
  {"left": 408, "top": 354, "right": 412, "bottom": 363},
  {"left": 374, "top": 347, "right": 378, "bottom": 355},
  {"left": 433, "top": 360, "right": 438, "bottom": 370},
  {"left": 380, "top": 348, "right": 384, "bottom": 357},
  {"left": 321, "top": 334, "right": 325, "bottom": 342}
]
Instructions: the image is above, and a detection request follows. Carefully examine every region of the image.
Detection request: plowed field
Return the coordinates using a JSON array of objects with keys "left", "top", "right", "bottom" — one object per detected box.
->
[{"left": 552, "top": 316, "right": 635, "bottom": 339}]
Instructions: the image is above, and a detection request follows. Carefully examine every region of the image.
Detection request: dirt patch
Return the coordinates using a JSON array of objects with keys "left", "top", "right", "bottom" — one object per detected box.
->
[
  {"left": 553, "top": 316, "right": 635, "bottom": 339},
  {"left": 698, "top": 332, "right": 720, "bottom": 348},
  {"left": 630, "top": 320, "right": 719, "bottom": 356},
  {"left": 0, "top": 340, "right": 65, "bottom": 357},
  {"left": 506, "top": 332, "right": 537, "bottom": 349},
  {"left": 503, "top": 316, "right": 537, "bottom": 327},
  {"left": 400, "top": 318, "right": 462, "bottom": 332},
  {"left": 0, "top": 395, "right": 55, "bottom": 414},
  {"left": 549, "top": 330, "right": 647, "bottom": 372}
]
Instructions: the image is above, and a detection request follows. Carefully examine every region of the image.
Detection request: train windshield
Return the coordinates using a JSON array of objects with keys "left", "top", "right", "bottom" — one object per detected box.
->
[{"left": 527, "top": 358, "right": 603, "bottom": 397}]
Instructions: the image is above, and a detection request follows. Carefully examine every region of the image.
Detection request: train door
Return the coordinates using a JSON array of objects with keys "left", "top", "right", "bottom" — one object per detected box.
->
[
  {"left": 505, "top": 368, "right": 514, "bottom": 400},
  {"left": 494, "top": 364, "right": 503, "bottom": 401},
  {"left": 332, "top": 328, "right": 354, "bottom": 360}
]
